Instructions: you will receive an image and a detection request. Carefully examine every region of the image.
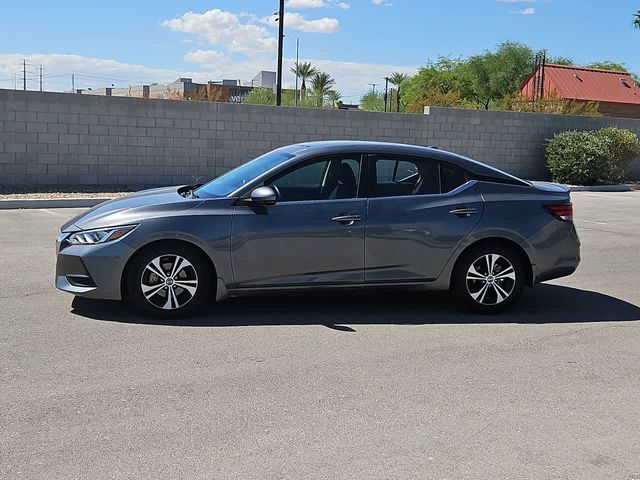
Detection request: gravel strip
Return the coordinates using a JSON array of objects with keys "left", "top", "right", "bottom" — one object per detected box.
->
[
  {"left": 0, "top": 192, "right": 129, "bottom": 200},
  {"left": 0, "top": 184, "right": 152, "bottom": 200}
]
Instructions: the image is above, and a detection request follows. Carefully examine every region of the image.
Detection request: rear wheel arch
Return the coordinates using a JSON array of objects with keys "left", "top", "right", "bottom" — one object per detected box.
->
[
  {"left": 120, "top": 239, "right": 217, "bottom": 301},
  {"left": 451, "top": 237, "right": 534, "bottom": 288}
]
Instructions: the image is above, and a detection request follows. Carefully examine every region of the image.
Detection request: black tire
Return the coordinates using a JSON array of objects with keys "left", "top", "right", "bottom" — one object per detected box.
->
[
  {"left": 126, "top": 243, "right": 212, "bottom": 317},
  {"left": 452, "top": 244, "right": 525, "bottom": 314}
]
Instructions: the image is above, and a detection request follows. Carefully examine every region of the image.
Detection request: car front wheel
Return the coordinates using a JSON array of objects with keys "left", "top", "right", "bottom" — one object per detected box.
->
[
  {"left": 453, "top": 245, "right": 525, "bottom": 314},
  {"left": 127, "top": 244, "right": 211, "bottom": 317}
]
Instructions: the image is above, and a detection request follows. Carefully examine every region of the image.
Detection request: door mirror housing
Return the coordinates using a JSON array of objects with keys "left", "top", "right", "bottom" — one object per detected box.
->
[{"left": 249, "top": 186, "right": 277, "bottom": 205}]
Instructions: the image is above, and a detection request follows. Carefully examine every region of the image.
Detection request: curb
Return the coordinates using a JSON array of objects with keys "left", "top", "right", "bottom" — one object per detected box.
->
[
  {"left": 0, "top": 198, "right": 111, "bottom": 210},
  {"left": 565, "top": 184, "right": 637, "bottom": 192}
]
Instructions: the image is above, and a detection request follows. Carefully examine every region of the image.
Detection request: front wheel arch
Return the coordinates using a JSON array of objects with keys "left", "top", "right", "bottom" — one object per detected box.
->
[{"left": 120, "top": 239, "right": 217, "bottom": 302}]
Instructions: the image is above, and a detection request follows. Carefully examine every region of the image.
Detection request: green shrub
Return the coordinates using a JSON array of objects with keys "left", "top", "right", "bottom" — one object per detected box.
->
[
  {"left": 546, "top": 127, "right": 640, "bottom": 185},
  {"left": 597, "top": 127, "right": 640, "bottom": 182}
]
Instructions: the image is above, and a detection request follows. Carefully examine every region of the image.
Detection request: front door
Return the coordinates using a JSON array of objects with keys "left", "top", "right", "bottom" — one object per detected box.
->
[
  {"left": 231, "top": 154, "right": 366, "bottom": 287},
  {"left": 365, "top": 154, "right": 484, "bottom": 282}
]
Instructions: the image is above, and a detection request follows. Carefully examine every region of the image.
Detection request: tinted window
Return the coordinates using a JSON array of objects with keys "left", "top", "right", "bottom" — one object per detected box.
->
[
  {"left": 371, "top": 156, "right": 439, "bottom": 198},
  {"left": 440, "top": 163, "right": 468, "bottom": 193},
  {"left": 265, "top": 155, "right": 360, "bottom": 202}
]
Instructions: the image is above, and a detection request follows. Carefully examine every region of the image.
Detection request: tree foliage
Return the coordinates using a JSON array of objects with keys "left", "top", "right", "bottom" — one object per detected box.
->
[
  {"left": 310, "top": 71, "right": 336, "bottom": 107},
  {"left": 243, "top": 88, "right": 275, "bottom": 105},
  {"left": 360, "top": 91, "right": 385, "bottom": 112},
  {"left": 290, "top": 61, "right": 318, "bottom": 91},
  {"left": 401, "top": 42, "right": 535, "bottom": 111},
  {"left": 401, "top": 57, "right": 473, "bottom": 112},
  {"left": 465, "top": 41, "right": 534, "bottom": 109},
  {"left": 586, "top": 61, "right": 628, "bottom": 72}
]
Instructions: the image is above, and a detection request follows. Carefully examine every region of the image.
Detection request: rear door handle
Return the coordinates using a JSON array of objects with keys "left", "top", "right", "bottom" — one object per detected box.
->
[
  {"left": 332, "top": 214, "right": 363, "bottom": 225},
  {"left": 449, "top": 207, "right": 479, "bottom": 217}
]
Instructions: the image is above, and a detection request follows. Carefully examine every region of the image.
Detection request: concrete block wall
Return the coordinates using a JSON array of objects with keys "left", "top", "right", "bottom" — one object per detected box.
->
[{"left": 1, "top": 88, "right": 639, "bottom": 186}]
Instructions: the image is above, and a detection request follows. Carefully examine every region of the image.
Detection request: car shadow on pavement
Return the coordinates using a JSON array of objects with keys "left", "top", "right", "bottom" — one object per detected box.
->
[{"left": 71, "top": 284, "right": 640, "bottom": 330}]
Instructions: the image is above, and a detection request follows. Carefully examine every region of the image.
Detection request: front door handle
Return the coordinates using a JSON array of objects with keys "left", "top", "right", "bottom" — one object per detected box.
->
[
  {"left": 332, "top": 214, "right": 363, "bottom": 225},
  {"left": 449, "top": 207, "right": 479, "bottom": 217}
]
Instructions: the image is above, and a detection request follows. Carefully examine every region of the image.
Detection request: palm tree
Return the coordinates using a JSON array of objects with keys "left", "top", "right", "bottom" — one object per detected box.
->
[
  {"left": 326, "top": 90, "right": 342, "bottom": 108},
  {"left": 634, "top": 10, "right": 640, "bottom": 28},
  {"left": 389, "top": 72, "right": 409, "bottom": 112},
  {"left": 290, "top": 61, "right": 318, "bottom": 92},
  {"left": 310, "top": 71, "right": 335, "bottom": 107}
]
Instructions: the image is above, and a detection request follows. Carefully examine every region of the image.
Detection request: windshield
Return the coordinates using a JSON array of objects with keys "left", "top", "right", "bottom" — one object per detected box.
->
[{"left": 195, "top": 148, "right": 297, "bottom": 198}]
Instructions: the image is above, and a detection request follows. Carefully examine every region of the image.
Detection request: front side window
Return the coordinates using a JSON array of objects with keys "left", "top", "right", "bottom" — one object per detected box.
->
[
  {"left": 265, "top": 155, "right": 361, "bottom": 202},
  {"left": 370, "top": 156, "right": 439, "bottom": 198}
]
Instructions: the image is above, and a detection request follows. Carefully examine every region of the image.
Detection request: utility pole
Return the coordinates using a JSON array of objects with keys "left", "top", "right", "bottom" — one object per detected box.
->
[
  {"left": 368, "top": 83, "right": 378, "bottom": 94},
  {"left": 276, "top": 0, "right": 285, "bottom": 106},
  {"left": 294, "top": 37, "right": 299, "bottom": 107},
  {"left": 22, "top": 59, "right": 26, "bottom": 91},
  {"left": 72, "top": 73, "right": 75, "bottom": 93},
  {"left": 39, "top": 65, "right": 43, "bottom": 91},
  {"left": 383, "top": 76, "right": 389, "bottom": 112}
]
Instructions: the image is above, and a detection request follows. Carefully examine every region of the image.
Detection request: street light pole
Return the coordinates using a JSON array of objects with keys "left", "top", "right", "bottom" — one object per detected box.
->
[
  {"left": 383, "top": 76, "right": 389, "bottom": 112},
  {"left": 295, "top": 37, "right": 299, "bottom": 107},
  {"left": 276, "top": 0, "right": 285, "bottom": 106}
]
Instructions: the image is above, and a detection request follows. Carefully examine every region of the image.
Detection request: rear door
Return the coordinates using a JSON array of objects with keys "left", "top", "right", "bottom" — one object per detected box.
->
[{"left": 365, "top": 154, "right": 484, "bottom": 282}]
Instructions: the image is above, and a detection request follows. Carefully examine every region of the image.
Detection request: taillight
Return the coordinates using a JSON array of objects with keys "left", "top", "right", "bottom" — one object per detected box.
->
[{"left": 544, "top": 203, "right": 573, "bottom": 221}]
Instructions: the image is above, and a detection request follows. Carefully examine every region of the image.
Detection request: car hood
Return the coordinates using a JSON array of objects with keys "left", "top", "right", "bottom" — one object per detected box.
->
[{"left": 61, "top": 186, "right": 203, "bottom": 232}]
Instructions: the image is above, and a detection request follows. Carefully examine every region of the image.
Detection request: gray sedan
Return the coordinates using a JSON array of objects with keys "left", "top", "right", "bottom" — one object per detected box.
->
[{"left": 55, "top": 141, "right": 580, "bottom": 316}]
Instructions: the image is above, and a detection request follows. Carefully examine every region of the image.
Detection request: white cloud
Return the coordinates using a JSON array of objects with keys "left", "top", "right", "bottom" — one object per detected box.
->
[
  {"left": 0, "top": 52, "right": 416, "bottom": 99},
  {"left": 162, "top": 9, "right": 276, "bottom": 56},
  {"left": 336, "top": 2, "right": 351, "bottom": 9},
  {"left": 498, "top": 0, "right": 537, "bottom": 3},
  {"left": 512, "top": 7, "right": 535, "bottom": 14},
  {"left": 281, "top": 12, "right": 339, "bottom": 33},
  {"left": 285, "top": 0, "right": 328, "bottom": 8},
  {"left": 183, "top": 50, "right": 226, "bottom": 65}
]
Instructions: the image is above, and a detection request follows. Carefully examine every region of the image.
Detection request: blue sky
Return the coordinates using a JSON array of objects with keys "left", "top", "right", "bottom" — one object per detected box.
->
[{"left": 0, "top": 0, "right": 638, "bottom": 100}]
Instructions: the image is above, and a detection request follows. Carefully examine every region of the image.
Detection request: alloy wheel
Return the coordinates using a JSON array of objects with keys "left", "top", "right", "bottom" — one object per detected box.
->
[
  {"left": 140, "top": 254, "right": 198, "bottom": 310},
  {"left": 466, "top": 253, "right": 516, "bottom": 305}
]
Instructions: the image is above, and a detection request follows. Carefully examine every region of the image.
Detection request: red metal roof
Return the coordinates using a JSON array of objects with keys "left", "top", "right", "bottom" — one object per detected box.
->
[{"left": 524, "top": 64, "right": 640, "bottom": 105}]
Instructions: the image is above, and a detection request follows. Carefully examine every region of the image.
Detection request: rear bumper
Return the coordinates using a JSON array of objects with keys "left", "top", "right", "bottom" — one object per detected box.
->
[
  {"left": 530, "top": 221, "right": 581, "bottom": 284},
  {"left": 55, "top": 236, "right": 135, "bottom": 300}
]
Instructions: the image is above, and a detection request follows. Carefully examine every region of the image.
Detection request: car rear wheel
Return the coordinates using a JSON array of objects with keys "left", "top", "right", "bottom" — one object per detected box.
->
[
  {"left": 453, "top": 245, "right": 525, "bottom": 314},
  {"left": 127, "top": 244, "right": 211, "bottom": 317}
]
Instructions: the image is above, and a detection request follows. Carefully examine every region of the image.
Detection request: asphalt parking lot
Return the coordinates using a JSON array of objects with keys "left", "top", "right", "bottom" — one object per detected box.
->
[{"left": 1, "top": 191, "right": 640, "bottom": 480}]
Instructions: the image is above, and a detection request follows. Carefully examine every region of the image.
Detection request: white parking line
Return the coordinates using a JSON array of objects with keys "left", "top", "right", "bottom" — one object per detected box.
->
[
  {"left": 580, "top": 220, "right": 608, "bottom": 225},
  {"left": 39, "top": 209, "right": 66, "bottom": 217}
]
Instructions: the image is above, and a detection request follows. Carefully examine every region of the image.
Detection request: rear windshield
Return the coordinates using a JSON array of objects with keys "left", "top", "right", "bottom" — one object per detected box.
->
[{"left": 195, "top": 149, "right": 296, "bottom": 198}]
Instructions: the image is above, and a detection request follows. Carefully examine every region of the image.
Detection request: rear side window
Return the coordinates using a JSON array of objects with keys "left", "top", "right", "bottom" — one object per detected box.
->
[
  {"left": 440, "top": 163, "right": 468, "bottom": 193},
  {"left": 371, "top": 156, "right": 439, "bottom": 198}
]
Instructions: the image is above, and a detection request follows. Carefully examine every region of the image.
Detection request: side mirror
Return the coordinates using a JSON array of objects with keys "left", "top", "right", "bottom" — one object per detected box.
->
[{"left": 249, "top": 186, "right": 277, "bottom": 206}]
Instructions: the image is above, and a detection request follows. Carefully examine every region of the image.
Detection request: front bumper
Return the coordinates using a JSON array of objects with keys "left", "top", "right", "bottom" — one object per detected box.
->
[{"left": 55, "top": 233, "right": 136, "bottom": 300}]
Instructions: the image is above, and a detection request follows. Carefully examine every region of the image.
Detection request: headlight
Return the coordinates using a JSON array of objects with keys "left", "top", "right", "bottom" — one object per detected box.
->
[{"left": 65, "top": 225, "right": 138, "bottom": 245}]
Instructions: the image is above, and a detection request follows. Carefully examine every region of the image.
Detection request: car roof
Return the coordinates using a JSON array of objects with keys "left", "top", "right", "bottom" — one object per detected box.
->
[{"left": 286, "top": 141, "right": 529, "bottom": 186}]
